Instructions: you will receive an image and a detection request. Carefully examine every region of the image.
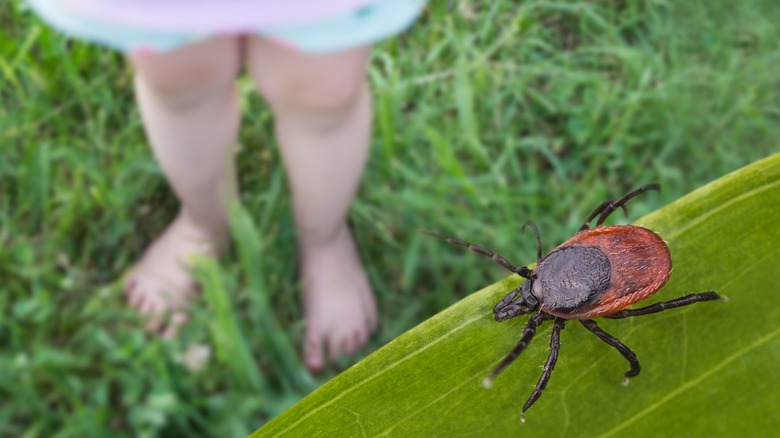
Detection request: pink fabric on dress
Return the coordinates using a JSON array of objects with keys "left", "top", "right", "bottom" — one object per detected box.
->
[{"left": 64, "top": 0, "right": 377, "bottom": 32}]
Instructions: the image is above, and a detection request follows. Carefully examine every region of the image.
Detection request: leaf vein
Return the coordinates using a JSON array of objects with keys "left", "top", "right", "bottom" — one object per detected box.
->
[
  {"left": 376, "top": 369, "right": 476, "bottom": 436},
  {"left": 275, "top": 313, "right": 485, "bottom": 435},
  {"left": 596, "top": 324, "right": 780, "bottom": 437},
  {"left": 662, "top": 179, "right": 780, "bottom": 241}
]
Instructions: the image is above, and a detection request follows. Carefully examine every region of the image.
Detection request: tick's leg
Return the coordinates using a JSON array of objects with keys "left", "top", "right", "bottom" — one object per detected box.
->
[
  {"left": 580, "top": 184, "right": 660, "bottom": 231},
  {"left": 483, "top": 312, "right": 552, "bottom": 389},
  {"left": 605, "top": 291, "right": 721, "bottom": 319},
  {"left": 521, "top": 221, "right": 543, "bottom": 262},
  {"left": 595, "top": 183, "right": 660, "bottom": 227},
  {"left": 580, "top": 319, "right": 640, "bottom": 385},
  {"left": 580, "top": 201, "right": 631, "bottom": 231},
  {"left": 494, "top": 285, "right": 526, "bottom": 320},
  {"left": 422, "top": 231, "right": 531, "bottom": 277},
  {"left": 580, "top": 199, "right": 612, "bottom": 231},
  {"left": 521, "top": 318, "right": 566, "bottom": 422}
]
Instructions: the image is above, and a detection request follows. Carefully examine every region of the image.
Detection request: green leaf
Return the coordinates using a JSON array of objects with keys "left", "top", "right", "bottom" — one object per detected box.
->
[{"left": 254, "top": 155, "right": 780, "bottom": 437}]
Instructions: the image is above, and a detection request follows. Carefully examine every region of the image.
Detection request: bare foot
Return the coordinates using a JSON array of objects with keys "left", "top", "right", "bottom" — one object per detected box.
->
[
  {"left": 301, "top": 226, "right": 378, "bottom": 372},
  {"left": 123, "top": 212, "right": 224, "bottom": 338}
]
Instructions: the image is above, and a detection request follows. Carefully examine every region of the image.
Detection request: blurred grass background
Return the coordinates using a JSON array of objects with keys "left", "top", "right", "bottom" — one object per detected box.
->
[{"left": 1, "top": 0, "right": 778, "bottom": 436}]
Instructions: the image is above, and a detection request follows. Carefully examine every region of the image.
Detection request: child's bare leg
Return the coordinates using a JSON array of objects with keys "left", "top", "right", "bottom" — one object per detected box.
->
[
  {"left": 126, "top": 36, "right": 242, "bottom": 337},
  {"left": 247, "top": 38, "right": 378, "bottom": 371}
]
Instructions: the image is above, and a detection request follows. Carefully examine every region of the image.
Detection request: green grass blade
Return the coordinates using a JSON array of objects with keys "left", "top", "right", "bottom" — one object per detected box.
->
[
  {"left": 196, "top": 259, "right": 267, "bottom": 393},
  {"left": 253, "top": 154, "right": 780, "bottom": 437},
  {"left": 228, "top": 203, "right": 316, "bottom": 392}
]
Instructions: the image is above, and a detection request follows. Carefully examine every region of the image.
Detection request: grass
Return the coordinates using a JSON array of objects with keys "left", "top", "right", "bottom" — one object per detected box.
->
[{"left": 1, "top": 0, "right": 779, "bottom": 436}]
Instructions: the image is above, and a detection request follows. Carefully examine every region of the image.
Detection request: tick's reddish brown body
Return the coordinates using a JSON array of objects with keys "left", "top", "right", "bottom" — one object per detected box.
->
[
  {"left": 540, "top": 225, "right": 672, "bottom": 319},
  {"left": 423, "top": 183, "right": 721, "bottom": 421}
]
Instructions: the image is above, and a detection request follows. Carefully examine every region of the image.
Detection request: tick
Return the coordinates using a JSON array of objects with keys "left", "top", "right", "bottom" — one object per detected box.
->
[{"left": 423, "top": 184, "right": 722, "bottom": 421}]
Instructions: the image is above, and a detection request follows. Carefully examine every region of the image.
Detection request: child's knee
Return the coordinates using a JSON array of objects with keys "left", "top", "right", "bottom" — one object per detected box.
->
[
  {"left": 248, "top": 41, "right": 371, "bottom": 118},
  {"left": 257, "top": 70, "right": 367, "bottom": 117},
  {"left": 130, "top": 36, "right": 241, "bottom": 109}
]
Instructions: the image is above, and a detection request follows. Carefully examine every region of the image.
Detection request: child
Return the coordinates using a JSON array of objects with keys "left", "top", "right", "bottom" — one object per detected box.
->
[{"left": 28, "top": 0, "right": 427, "bottom": 372}]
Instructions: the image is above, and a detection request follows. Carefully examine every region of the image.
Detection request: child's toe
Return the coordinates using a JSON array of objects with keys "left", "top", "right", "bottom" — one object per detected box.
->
[
  {"left": 125, "top": 284, "right": 143, "bottom": 309},
  {"left": 354, "top": 329, "right": 367, "bottom": 351},
  {"left": 327, "top": 334, "right": 342, "bottom": 364},
  {"left": 162, "top": 312, "right": 188, "bottom": 339},
  {"left": 341, "top": 334, "right": 356, "bottom": 356},
  {"left": 305, "top": 333, "right": 325, "bottom": 373}
]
